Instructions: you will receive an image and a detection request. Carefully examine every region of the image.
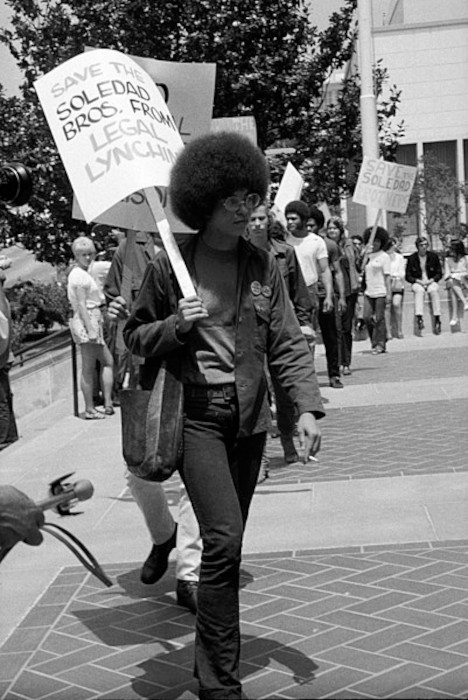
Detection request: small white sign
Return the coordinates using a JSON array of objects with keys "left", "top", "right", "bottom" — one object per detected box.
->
[
  {"left": 35, "top": 48, "right": 185, "bottom": 223},
  {"left": 274, "top": 163, "right": 304, "bottom": 214},
  {"left": 353, "top": 157, "right": 417, "bottom": 214}
]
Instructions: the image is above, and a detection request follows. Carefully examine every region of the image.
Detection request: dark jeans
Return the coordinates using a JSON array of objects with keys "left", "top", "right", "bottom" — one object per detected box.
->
[
  {"left": 0, "top": 368, "right": 18, "bottom": 450},
  {"left": 340, "top": 292, "right": 358, "bottom": 367},
  {"left": 180, "top": 388, "right": 266, "bottom": 700},
  {"left": 363, "top": 295, "right": 387, "bottom": 349},
  {"left": 318, "top": 296, "right": 340, "bottom": 379}
]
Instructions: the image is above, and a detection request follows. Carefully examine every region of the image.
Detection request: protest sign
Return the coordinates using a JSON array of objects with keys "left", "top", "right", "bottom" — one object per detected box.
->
[
  {"left": 353, "top": 157, "right": 417, "bottom": 214},
  {"left": 211, "top": 116, "right": 257, "bottom": 145},
  {"left": 273, "top": 162, "right": 304, "bottom": 214},
  {"left": 71, "top": 51, "right": 216, "bottom": 233},
  {"left": 35, "top": 48, "right": 185, "bottom": 223}
]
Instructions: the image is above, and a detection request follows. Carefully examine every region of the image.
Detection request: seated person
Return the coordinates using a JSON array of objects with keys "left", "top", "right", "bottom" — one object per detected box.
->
[{"left": 405, "top": 237, "right": 442, "bottom": 334}]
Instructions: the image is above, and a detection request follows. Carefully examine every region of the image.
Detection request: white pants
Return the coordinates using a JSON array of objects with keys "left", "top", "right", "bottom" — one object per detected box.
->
[
  {"left": 126, "top": 471, "right": 201, "bottom": 581},
  {"left": 412, "top": 282, "right": 441, "bottom": 316}
]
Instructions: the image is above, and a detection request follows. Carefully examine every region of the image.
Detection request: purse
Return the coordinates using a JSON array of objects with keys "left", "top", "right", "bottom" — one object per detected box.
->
[
  {"left": 120, "top": 358, "right": 184, "bottom": 481},
  {"left": 390, "top": 277, "right": 404, "bottom": 293}
]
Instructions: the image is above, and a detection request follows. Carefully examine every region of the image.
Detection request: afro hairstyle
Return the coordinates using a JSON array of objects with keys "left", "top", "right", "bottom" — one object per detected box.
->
[
  {"left": 168, "top": 132, "right": 269, "bottom": 230},
  {"left": 363, "top": 226, "right": 389, "bottom": 247},
  {"left": 308, "top": 206, "right": 325, "bottom": 230},
  {"left": 284, "top": 200, "right": 310, "bottom": 222}
]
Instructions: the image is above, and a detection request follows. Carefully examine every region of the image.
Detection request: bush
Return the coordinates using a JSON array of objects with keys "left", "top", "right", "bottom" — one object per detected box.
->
[{"left": 6, "top": 281, "right": 70, "bottom": 351}]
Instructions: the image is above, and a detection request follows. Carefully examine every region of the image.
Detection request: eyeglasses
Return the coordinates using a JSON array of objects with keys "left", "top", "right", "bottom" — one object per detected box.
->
[{"left": 222, "top": 193, "right": 261, "bottom": 212}]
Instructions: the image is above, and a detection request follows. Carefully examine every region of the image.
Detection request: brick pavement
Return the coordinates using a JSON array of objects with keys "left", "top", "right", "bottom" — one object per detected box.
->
[
  {"left": 1, "top": 318, "right": 467, "bottom": 699},
  {"left": 4, "top": 543, "right": 468, "bottom": 699}
]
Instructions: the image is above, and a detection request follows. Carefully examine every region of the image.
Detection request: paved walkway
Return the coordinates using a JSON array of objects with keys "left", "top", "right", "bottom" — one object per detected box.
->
[{"left": 0, "top": 313, "right": 467, "bottom": 699}]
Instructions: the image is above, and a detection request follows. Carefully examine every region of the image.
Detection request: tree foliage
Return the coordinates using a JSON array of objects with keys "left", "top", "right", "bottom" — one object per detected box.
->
[
  {"left": 0, "top": 0, "right": 403, "bottom": 264},
  {"left": 396, "top": 154, "right": 466, "bottom": 250}
]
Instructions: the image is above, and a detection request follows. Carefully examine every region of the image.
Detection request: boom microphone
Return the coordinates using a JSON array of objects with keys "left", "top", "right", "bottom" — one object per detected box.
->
[{"left": 38, "top": 479, "right": 94, "bottom": 513}]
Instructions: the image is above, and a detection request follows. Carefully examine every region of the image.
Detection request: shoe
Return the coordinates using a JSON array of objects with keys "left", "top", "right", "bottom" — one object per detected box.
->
[
  {"left": 371, "top": 346, "right": 386, "bottom": 355},
  {"left": 280, "top": 435, "right": 299, "bottom": 464},
  {"left": 104, "top": 406, "right": 115, "bottom": 415},
  {"left": 342, "top": 366, "right": 352, "bottom": 376},
  {"left": 176, "top": 580, "right": 198, "bottom": 614},
  {"left": 416, "top": 316, "right": 424, "bottom": 331},
  {"left": 434, "top": 318, "right": 441, "bottom": 335},
  {"left": 258, "top": 456, "right": 270, "bottom": 482},
  {"left": 84, "top": 410, "right": 105, "bottom": 420},
  {"left": 140, "top": 526, "right": 177, "bottom": 584},
  {"left": 397, "top": 333, "right": 404, "bottom": 339},
  {"left": 329, "top": 377, "right": 344, "bottom": 388},
  {"left": 450, "top": 318, "right": 458, "bottom": 326}
]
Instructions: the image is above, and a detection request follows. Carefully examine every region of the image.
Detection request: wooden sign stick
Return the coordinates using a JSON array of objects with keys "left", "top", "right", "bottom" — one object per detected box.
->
[{"left": 144, "top": 187, "right": 196, "bottom": 298}]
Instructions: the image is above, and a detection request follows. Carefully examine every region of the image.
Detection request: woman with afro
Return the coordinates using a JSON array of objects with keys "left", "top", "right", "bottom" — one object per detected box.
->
[
  {"left": 362, "top": 225, "right": 392, "bottom": 354},
  {"left": 124, "top": 132, "right": 324, "bottom": 700}
]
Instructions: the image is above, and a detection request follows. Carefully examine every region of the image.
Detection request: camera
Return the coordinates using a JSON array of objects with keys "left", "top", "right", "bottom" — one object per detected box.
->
[{"left": 0, "top": 163, "right": 33, "bottom": 207}]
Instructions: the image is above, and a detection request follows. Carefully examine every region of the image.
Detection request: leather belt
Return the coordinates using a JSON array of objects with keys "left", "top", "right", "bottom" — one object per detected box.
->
[{"left": 184, "top": 384, "right": 236, "bottom": 401}]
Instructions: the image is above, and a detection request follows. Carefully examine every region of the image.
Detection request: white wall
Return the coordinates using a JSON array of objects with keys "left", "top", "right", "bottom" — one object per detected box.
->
[{"left": 374, "top": 21, "right": 468, "bottom": 144}]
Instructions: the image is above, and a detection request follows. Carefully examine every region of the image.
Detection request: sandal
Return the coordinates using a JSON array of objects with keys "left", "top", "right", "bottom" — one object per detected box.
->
[
  {"left": 84, "top": 410, "right": 106, "bottom": 420},
  {"left": 104, "top": 406, "right": 115, "bottom": 416}
]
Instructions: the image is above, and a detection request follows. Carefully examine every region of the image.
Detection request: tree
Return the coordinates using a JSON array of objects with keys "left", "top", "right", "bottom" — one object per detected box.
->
[
  {"left": 395, "top": 153, "right": 466, "bottom": 250},
  {"left": 0, "top": 0, "right": 402, "bottom": 264}
]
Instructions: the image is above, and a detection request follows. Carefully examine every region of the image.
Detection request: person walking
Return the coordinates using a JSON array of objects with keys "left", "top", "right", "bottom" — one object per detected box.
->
[
  {"left": 308, "top": 208, "right": 347, "bottom": 387},
  {"left": 67, "top": 236, "right": 114, "bottom": 419},
  {"left": 0, "top": 270, "right": 18, "bottom": 450},
  {"left": 105, "top": 231, "right": 201, "bottom": 615},
  {"left": 405, "top": 237, "right": 443, "bottom": 334},
  {"left": 362, "top": 226, "right": 392, "bottom": 355},
  {"left": 326, "top": 216, "right": 361, "bottom": 375},
  {"left": 247, "top": 203, "right": 316, "bottom": 465},
  {"left": 124, "top": 132, "right": 324, "bottom": 700}
]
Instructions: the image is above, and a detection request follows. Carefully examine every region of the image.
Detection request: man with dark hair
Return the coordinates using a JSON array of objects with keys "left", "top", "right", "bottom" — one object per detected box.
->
[
  {"left": 405, "top": 237, "right": 442, "bottom": 333},
  {"left": 307, "top": 207, "right": 346, "bottom": 388}
]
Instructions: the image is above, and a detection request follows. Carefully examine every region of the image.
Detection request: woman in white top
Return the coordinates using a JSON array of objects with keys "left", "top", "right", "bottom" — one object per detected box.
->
[
  {"left": 67, "top": 236, "right": 114, "bottom": 419},
  {"left": 385, "top": 237, "right": 406, "bottom": 339},
  {"left": 362, "top": 226, "right": 392, "bottom": 354},
  {"left": 444, "top": 240, "right": 468, "bottom": 325}
]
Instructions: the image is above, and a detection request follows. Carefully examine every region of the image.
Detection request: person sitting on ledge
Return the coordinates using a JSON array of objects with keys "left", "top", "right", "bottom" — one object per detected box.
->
[{"left": 405, "top": 237, "right": 443, "bottom": 334}]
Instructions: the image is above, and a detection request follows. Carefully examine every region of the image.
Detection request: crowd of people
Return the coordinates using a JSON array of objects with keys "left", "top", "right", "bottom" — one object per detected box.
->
[{"left": 2, "top": 132, "right": 468, "bottom": 700}]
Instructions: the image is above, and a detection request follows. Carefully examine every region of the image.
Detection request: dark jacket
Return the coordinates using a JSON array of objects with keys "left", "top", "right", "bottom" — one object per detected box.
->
[
  {"left": 123, "top": 235, "right": 325, "bottom": 438},
  {"left": 104, "top": 231, "right": 158, "bottom": 304},
  {"left": 269, "top": 239, "right": 313, "bottom": 326},
  {"left": 405, "top": 250, "right": 442, "bottom": 284}
]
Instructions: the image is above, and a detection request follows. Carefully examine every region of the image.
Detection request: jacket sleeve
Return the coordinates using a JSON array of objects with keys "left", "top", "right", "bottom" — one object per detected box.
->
[
  {"left": 267, "top": 259, "right": 325, "bottom": 420},
  {"left": 123, "top": 254, "right": 186, "bottom": 358},
  {"left": 431, "top": 253, "right": 443, "bottom": 283},
  {"left": 103, "top": 243, "right": 124, "bottom": 302},
  {"left": 405, "top": 254, "right": 418, "bottom": 283},
  {"left": 285, "top": 248, "right": 313, "bottom": 326}
]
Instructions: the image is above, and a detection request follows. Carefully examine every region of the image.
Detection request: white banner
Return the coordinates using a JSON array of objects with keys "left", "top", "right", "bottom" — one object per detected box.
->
[
  {"left": 35, "top": 48, "right": 185, "bottom": 223},
  {"left": 71, "top": 51, "right": 216, "bottom": 233},
  {"left": 353, "top": 157, "right": 417, "bottom": 214}
]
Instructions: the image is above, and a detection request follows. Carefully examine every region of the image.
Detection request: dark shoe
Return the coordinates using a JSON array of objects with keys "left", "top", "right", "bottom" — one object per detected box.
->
[
  {"left": 342, "top": 366, "right": 352, "bottom": 376},
  {"left": 140, "top": 526, "right": 177, "bottom": 584},
  {"left": 417, "top": 316, "right": 424, "bottom": 331},
  {"left": 177, "top": 580, "right": 198, "bottom": 614},
  {"left": 434, "top": 318, "right": 441, "bottom": 335},
  {"left": 329, "top": 377, "right": 344, "bottom": 388},
  {"left": 104, "top": 405, "right": 115, "bottom": 415},
  {"left": 280, "top": 435, "right": 299, "bottom": 464}
]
